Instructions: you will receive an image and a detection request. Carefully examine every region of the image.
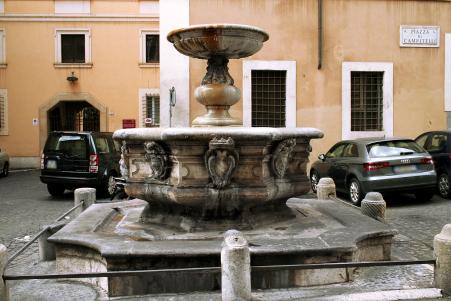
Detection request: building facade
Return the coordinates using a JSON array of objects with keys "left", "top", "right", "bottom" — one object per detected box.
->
[
  {"left": 0, "top": 0, "right": 160, "bottom": 168},
  {"left": 1, "top": 0, "right": 451, "bottom": 168}
]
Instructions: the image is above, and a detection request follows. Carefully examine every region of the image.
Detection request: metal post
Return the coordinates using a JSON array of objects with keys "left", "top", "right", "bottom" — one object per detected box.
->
[
  {"left": 317, "top": 177, "right": 336, "bottom": 200},
  {"left": 434, "top": 223, "right": 451, "bottom": 294},
  {"left": 361, "top": 192, "right": 386, "bottom": 222},
  {"left": 74, "top": 188, "right": 96, "bottom": 216},
  {"left": 0, "top": 244, "right": 9, "bottom": 301},
  {"left": 221, "top": 230, "right": 251, "bottom": 301},
  {"left": 169, "top": 87, "right": 176, "bottom": 128}
]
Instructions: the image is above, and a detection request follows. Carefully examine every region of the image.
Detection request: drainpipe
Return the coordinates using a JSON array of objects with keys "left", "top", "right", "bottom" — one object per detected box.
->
[{"left": 318, "top": 0, "right": 323, "bottom": 70}]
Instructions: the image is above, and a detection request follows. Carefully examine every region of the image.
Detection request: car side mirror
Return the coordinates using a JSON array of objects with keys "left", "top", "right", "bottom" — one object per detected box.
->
[{"left": 318, "top": 154, "right": 325, "bottom": 161}]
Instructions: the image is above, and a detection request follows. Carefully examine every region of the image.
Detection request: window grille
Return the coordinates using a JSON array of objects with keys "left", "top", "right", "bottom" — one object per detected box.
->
[
  {"left": 61, "top": 34, "right": 85, "bottom": 63},
  {"left": 0, "top": 91, "right": 6, "bottom": 135},
  {"left": 351, "top": 71, "right": 384, "bottom": 131},
  {"left": 251, "top": 70, "right": 286, "bottom": 127},
  {"left": 143, "top": 94, "right": 160, "bottom": 127},
  {"left": 145, "top": 34, "right": 159, "bottom": 63}
]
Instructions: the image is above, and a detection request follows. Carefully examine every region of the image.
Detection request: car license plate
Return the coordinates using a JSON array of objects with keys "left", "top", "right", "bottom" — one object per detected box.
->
[
  {"left": 46, "top": 160, "right": 57, "bottom": 169},
  {"left": 394, "top": 165, "right": 416, "bottom": 173}
]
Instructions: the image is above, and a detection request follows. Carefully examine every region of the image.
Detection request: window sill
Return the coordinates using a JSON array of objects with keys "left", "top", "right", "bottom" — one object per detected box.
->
[
  {"left": 54, "top": 63, "right": 93, "bottom": 69},
  {"left": 0, "top": 63, "right": 7, "bottom": 68},
  {"left": 139, "top": 63, "right": 159, "bottom": 68}
]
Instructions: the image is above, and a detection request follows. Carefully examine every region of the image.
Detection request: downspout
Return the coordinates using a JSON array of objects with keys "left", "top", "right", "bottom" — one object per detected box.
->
[{"left": 318, "top": 0, "right": 323, "bottom": 70}]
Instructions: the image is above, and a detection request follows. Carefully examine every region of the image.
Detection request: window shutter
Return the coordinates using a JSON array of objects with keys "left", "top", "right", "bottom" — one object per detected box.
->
[
  {"left": 0, "top": 94, "right": 4, "bottom": 129},
  {"left": 0, "top": 91, "right": 7, "bottom": 135},
  {"left": 141, "top": 95, "right": 148, "bottom": 126}
]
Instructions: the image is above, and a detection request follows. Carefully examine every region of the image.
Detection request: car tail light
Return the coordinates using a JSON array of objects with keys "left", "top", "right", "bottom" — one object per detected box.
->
[
  {"left": 421, "top": 157, "right": 434, "bottom": 165},
  {"left": 40, "top": 153, "right": 44, "bottom": 169},
  {"left": 89, "top": 154, "right": 99, "bottom": 173},
  {"left": 363, "top": 162, "right": 390, "bottom": 171}
]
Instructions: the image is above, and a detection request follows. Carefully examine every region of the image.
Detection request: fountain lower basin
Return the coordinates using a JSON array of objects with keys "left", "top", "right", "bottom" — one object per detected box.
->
[{"left": 49, "top": 197, "right": 395, "bottom": 297}]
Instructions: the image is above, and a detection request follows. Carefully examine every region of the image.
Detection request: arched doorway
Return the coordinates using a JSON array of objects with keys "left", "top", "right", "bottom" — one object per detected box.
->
[
  {"left": 39, "top": 92, "right": 108, "bottom": 151},
  {"left": 48, "top": 101, "right": 100, "bottom": 132}
]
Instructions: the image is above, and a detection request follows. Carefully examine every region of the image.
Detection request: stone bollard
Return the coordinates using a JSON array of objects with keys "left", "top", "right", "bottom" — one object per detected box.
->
[
  {"left": 38, "top": 221, "right": 66, "bottom": 261},
  {"left": 361, "top": 192, "right": 386, "bottom": 222},
  {"left": 221, "top": 230, "right": 251, "bottom": 301},
  {"left": 434, "top": 223, "right": 451, "bottom": 294},
  {"left": 0, "top": 244, "right": 9, "bottom": 301},
  {"left": 74, "top": 188, "right": 96, "bottom": 216},
  {"left": 317, "top": 177, "right": 336, "bottom": 200}
]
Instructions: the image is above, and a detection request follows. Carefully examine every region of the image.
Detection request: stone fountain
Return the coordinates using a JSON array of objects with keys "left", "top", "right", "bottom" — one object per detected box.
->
[{"left": 49, "top": 24, "right": 395, "bottom": 298}]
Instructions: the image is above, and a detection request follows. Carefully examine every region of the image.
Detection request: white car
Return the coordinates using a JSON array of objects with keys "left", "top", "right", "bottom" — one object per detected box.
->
[{"left": 0, "top": 147, "right": 9, "bottom": 177}]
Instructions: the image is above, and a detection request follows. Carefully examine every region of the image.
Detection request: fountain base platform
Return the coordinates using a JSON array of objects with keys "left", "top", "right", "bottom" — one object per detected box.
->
[{"left": 49, "top": 197, "right": 395, "bottom": 297}]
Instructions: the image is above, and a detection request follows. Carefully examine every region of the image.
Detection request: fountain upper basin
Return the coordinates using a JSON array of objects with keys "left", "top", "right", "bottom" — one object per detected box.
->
[{"left": 167, "top": 24, "right": 269, "bottom": 59}]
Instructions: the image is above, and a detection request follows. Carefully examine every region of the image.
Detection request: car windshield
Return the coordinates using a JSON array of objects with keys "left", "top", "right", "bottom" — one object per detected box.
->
[
  {"left": 44, "top": 135, "right": 88, "bottom": 159},
  {"left": 366, "top": 140, "right": 424, "bottom": 158}
]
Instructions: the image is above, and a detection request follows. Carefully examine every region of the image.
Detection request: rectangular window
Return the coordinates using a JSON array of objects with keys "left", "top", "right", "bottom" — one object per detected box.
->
[
  {"left": 342, "top": 62, "right": 393, "bottom": 140},
  {"left": 251, "top": 70, "right": 286, "bottom": 127},
  {"left": 350, "top": 71, "right": 384, "bottom": 131},
  {"left": 143, "top": 94, "right": 160, "bottom": 127},
  {"left": 140, "top": 31, "right": 159, "bottom": 64},
  {"left": 139, "top": 0, "right": 159, "bottom": 14},
  {"left": 55, "top": 0, "right": 90, "bottom": 14},
  {"left": 61, "top": 34, "right": 85, "bottom": 63},
  {"left": 0, "top": 30, "right": 5, "bottom": 65},
  {"left": 145, "top": 35, "right": 159, "bottom": 63},
  {"left": 55, "top": 29, "right": 91, "bottom": 65},
  {"left": 0, "top": 90, "right": 8, "bottom": 135}
]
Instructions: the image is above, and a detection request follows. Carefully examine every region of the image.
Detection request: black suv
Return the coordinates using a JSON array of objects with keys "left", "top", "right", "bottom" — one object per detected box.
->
[
  {"left": 40, "top": 131, "right": 121, "bottom": 197},
  {"left": 415, "top": 130, "right": 451, "bottom": 198}
]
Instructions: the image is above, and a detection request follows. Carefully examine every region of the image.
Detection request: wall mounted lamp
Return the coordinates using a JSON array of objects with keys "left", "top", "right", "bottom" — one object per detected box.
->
[{"left": 67, "top": 72, "right": 78, "bottom": 82}]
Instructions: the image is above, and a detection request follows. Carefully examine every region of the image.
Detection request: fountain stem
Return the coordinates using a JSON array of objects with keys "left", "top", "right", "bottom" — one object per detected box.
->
[{"left": 202, "top": 55, "right": 234, "bottom": 85}]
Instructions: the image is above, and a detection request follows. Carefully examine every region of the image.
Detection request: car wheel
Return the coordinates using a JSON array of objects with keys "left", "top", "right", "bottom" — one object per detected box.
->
[
  {"left": 1, "top": 162, "right": 8, "bottom": 177},
  {"left": 310, "top": 170, "right": 320, "bottom": 194},
  {"left": 348, "top": 178, "right": 363, "bottom": 206},
  {"left": 415, "top": 190, "right": 435, "bottom": 201},
  {"left": 438, "top": 173, "right": 451, "bottom": 199},
  {"left": 47, "top": 184, "right": 65, "bottom": 197}
]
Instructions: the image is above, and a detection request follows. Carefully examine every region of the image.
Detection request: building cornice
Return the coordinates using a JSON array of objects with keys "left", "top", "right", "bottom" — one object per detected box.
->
[{"left": 0, "top": 14, "right": 158, "bottom": 22}]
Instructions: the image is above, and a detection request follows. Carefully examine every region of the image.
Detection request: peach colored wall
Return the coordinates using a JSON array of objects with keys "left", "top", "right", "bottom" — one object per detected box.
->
[
  {"left": 190, "top": 0, "right": 451, "bottom": 158},
  {"left": 0, "top": 19, "right": 159, "bottom": 158},
  {"left": 91, "top": 0, "right": 139, "bottom": 14},
  {"left": 5, "top": 0, "right": 54, "bottom": 14},
  {"left": 4, "top": 0, "right": 142, "bottom": 15}
]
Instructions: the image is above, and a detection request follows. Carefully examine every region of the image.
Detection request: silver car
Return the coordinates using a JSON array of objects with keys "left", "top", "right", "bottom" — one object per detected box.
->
[
  {"left": 0, "top": 146, "right": 9, "bottom": 177},
  {"left": 310, "top": 138, "right": 437, "bottom": 205}
]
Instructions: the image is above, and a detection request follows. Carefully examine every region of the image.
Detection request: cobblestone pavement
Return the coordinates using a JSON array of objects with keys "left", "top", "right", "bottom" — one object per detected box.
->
[
  {"left": 0, "top": 170, "right": 111, "bottom": 300},
  {"left": 2, "top": 171, "right": 451, "bottom": 300}
]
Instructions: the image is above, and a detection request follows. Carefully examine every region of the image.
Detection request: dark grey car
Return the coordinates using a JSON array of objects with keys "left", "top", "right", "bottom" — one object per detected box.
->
[{"left": 310, "top": 138, "right": 437, "bottom": 205}]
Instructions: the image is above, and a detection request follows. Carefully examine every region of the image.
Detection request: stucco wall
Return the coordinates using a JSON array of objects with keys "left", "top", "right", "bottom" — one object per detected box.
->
[
  {"left": 0, "top": 1, "right": 159, "bottom": 166},
  {"left": 189, "top": 0, "right": 450, "bottom": 157}
]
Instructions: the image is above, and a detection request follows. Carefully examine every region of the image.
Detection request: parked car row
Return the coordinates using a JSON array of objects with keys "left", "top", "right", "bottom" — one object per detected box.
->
[
  {"left": 310, "top": 130, "right": 451, "bottom": 205},
  {"left": 5, "top": 129, "right": 451, "bottom": 203}
]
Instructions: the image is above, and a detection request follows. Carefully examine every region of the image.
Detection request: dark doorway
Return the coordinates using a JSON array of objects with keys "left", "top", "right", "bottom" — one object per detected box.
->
[{"left": 48, "top": 101, "right": 100, "bottom": 132}]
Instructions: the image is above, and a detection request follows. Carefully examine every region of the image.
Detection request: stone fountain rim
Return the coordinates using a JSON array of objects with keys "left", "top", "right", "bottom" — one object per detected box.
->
[
  {"left": 49, "top": 198, "right": 396, "bottom": 257},
  {"left": 167, "top": 23, "right": 269, "bottom": 44},
  {"left": 113, "top": 127, "right": 323, "bottom": 141}
]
